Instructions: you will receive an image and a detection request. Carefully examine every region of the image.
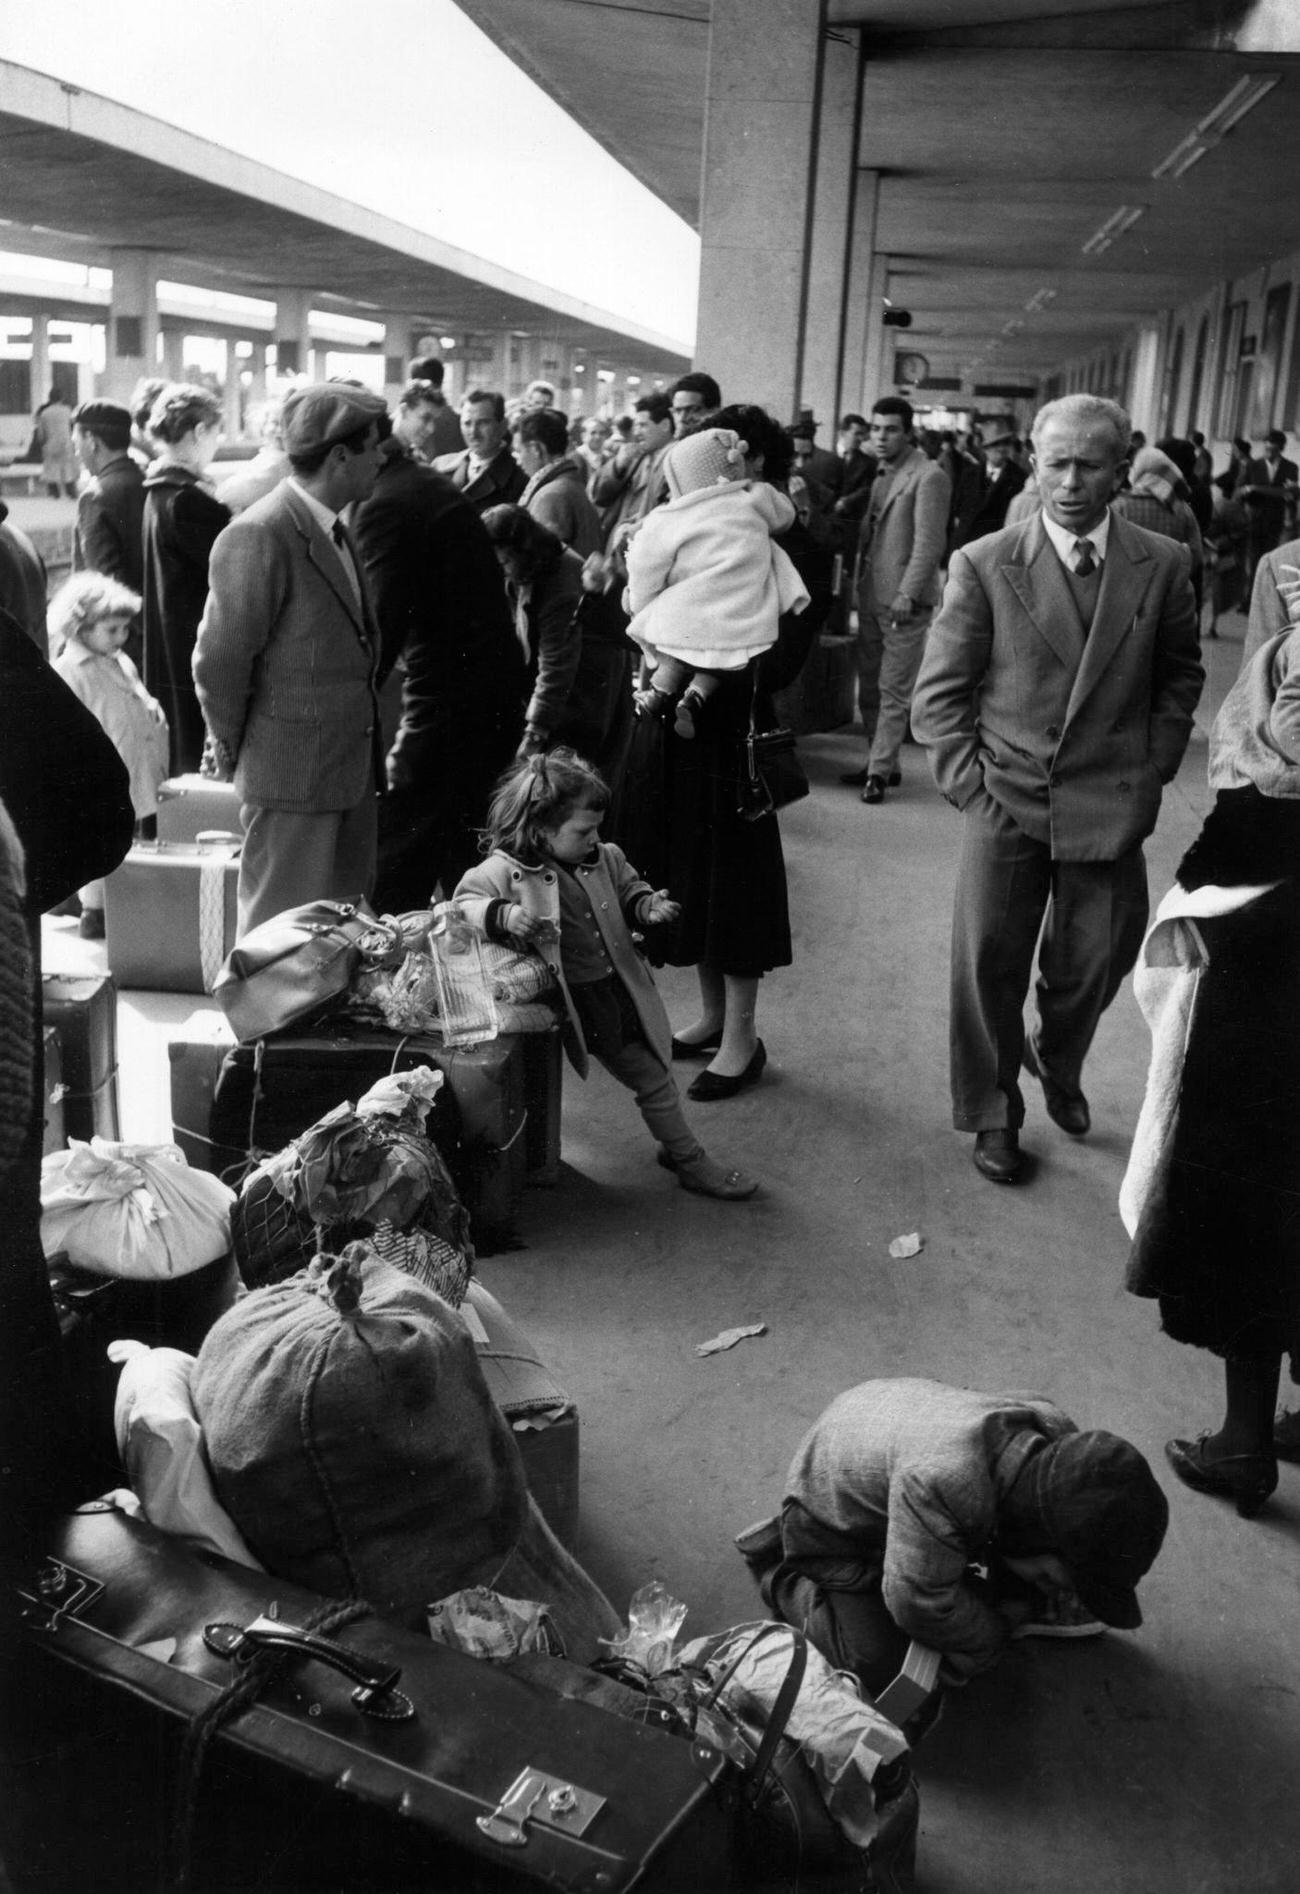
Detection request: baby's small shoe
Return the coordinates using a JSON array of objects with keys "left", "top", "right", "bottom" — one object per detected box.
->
[
  {"left": 78, "top": 906, "right": 106, "bottom": 940},
  {"left": 657, "top": 1144, "right": 758, "bottom": 1200},
  {"left": 635, "top": 684, "right": 673, "bottom": 721},
  {"left": 673, "top": 687, "right": 707, "bottom": 741}
]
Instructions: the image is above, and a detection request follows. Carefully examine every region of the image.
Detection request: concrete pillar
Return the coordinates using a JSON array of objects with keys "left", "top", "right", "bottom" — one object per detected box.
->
[
  {"left": 1128, "top": 323, "right": 1163, "bottom": 437},
  {"left": 859, "top": 252, "right": 892, "bottom": 414},
  {"left": 800, "top": 27, "right": 862, "bottom": 434},
  {"left": 695, "top": 0, "right": 826, "bottom": 417},
  {"left": 274, "top": 288, "right": 314, "bottom": 383},
  {"left": 221, "top": 342, "right": 241, "bottom": 439},
  {"left": 161, "top": 329, "right": 184, "bottom": 380},
  {"left": 28, "top": 314, "right": 51, "bottom": 415},
  {"left": 840, "top": 170, "right": 880, "bottom": 418},
  {"left": 103, "top": 250, "right": 162, "bottom": 404},
  {"left": 381, "top": 314, "right": 413, "bottom": 406}
]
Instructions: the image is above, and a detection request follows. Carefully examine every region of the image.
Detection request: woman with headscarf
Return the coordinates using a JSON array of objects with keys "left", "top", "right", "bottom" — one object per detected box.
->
[
  {"left": 1113, "top": 444, "right": 1205, "bottom": 619},
  {"left": 1123, "top": 596, "right": 1300, "bottom": 1517}
]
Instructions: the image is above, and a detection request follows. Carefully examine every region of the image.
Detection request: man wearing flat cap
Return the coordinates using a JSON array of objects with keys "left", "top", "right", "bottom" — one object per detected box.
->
[
  {"left": 194, "top": 382, "right": 388, "bottom": 935},
  {"left": 951, "top": 421, "right": 1028, "bottom": 550},
  {"left": 736, "top": 1377, "right": 1168, "bottom": 1729}
]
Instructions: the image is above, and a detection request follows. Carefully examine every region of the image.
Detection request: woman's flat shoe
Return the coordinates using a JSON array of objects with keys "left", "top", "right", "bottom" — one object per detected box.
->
[
  {"left": 686, "top": 1040, "right": 767, "bottom": 1102},
  {"left": 1164, "top": 1436, "right": 1278, "bottom": 1519},
  {"left": 671, "top": 1033, "right": 723, "bottom": 1060}
]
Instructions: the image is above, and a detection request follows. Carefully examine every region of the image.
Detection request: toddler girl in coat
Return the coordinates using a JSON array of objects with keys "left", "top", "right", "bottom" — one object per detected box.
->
[
  {"left": 455, "top": 749, "right": 758, "bottom": 1199},
  {"left": 50, "top": 572, "right": 169, "bottom": 938},
  {"left": 624, "top": 426, "right": 809, "bottom": 737}
]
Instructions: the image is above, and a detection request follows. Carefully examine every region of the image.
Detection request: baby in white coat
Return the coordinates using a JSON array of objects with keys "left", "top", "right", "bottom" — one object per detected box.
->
[{"left": 624, "top": 427, "right": 809, "bottom": 737}]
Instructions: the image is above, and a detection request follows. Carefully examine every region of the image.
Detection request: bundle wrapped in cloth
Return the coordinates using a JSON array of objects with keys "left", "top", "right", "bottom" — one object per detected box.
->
[
  {"left": 192, "top": 1243, "right": 620, "bottom": 1656},
  {"left": 349, "top": 900, "right": 559, "bottom": 1040},
  {"left": 40, "top": 1139, "right": 235, "bottom": 1280},
  {"left": 232, "top": 1066, "right": 472, "bottom": 1305}
]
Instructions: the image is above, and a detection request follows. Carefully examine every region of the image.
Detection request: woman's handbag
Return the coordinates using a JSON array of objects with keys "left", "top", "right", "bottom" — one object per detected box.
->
[
  {"left": 213, "top": 902, "right": 399, "bottom": 1043},
  {"left": 739, "top": 672, "right": 810, "bottom": 822}
]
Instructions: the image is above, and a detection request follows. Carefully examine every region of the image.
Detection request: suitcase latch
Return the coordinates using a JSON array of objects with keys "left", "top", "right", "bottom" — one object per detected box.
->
[
  {"left": 18, "top": 1557, "right": 104, "bottom": 1631},
  {"left": 477, "top": 1767, "right": 604, "bottom": 1847}
]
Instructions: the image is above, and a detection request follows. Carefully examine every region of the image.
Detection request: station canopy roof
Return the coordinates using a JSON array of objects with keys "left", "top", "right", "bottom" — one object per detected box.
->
[
  {"left": 0, "top": 58, "right": 689, "bottom": 376},
  {"left": 457, "top": 0, "right": 1300, "bottom": 388}
]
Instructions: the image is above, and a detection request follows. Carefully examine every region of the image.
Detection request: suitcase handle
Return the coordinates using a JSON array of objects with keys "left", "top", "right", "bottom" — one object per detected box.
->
[{"left": 204, "top": 1614, "right": 415, "bottom": 1720}]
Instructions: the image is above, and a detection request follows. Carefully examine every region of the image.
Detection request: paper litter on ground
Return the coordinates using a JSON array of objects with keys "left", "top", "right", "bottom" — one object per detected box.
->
[
  {"left": 696, "top": 1322, "right": 767, "bottom": 1357},
  {"left": 887, "top": 1232, "right": 923, "bottom": 1259}
]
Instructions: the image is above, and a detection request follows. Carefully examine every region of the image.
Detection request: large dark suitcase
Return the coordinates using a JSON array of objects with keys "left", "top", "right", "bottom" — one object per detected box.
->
[
  {"left": 40, "top": 971, "right": 120, "bottom": 1143},
  {"left": 105, "top": 834, "right": 241, "bottom": 994},
  {"left": 4, "top": 1506, "right": 735, "bottom": 1894},
  {"left": 40, "top": 1024, "right": 67, "bottom": 1156},
  {"left": 171, "top": 1016, "right": 529, "bottom": 1248}
]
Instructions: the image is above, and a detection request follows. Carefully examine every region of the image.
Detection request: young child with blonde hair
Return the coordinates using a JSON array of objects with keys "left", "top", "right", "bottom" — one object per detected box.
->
[{"left": 50, "top": 571, "right": 169, "bottom": 937}]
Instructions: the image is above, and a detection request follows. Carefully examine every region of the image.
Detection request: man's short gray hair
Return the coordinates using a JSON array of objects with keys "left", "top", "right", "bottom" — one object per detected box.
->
[{"left": 1031, "top": 394, "right": 1131, "bottom": 460}]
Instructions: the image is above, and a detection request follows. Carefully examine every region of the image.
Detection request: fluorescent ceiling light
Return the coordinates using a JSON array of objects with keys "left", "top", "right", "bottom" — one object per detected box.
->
[
  {"left": 1151, "top": 72, "right": 1280, "bottom": 180},
  {"left": 1081, "top": 204, "right": 1146, "bottom": 256},
  {"left": 1024, "top": 287, "right": 1058, "bottom": 313}
]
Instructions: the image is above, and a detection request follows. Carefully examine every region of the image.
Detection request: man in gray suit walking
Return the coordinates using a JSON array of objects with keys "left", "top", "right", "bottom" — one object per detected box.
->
[
  {"left": 842, "top": 396, "right": 950, "bottom": 805},
  {"left": 912, "top": 394, "right": 1203, "bottom": 1185},
  {"left": 193, "top": 382, "right": 388, "bottom": 936}
]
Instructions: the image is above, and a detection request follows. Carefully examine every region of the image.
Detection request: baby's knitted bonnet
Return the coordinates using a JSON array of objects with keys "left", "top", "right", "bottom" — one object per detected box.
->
[{"left": 664, "top": 427, "right": 747, "bottom": 500}]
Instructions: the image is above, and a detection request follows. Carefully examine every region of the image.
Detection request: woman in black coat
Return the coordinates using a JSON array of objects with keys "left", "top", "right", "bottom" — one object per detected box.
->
[
  {"left": 616, "top": 404, "right": 831, "bottom": 1101},
  {"left": 1126, "top": 627, "right": 1300, "bottom": 1519},
  {"left": 141, "top": 383, "right": 230, "bottom": 774}
]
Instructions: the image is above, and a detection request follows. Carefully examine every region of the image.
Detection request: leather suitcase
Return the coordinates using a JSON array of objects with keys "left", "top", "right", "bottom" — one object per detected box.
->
[
  {"left": 40, "top": 971, "right": 120, "bottom": 1143},
  {"left": 170, "top": 1014, "right": 528, "bottom": 1248},
  {"left": 464, "top": 1281, "right": 579, "bottom": 1546},
  {"left": 105, "top": 834, "right": 241, "bottom": 995},
  {"left": 156, "top": 772, "right": 243, "bottom": 845},
  {"left": 522, "top": 1023, "right": 563, "bottom": 1185},
  {"left": 5, "top": 1506, "right": 734, "bottom": 1894},
  {"left": 41, "top": 1023, "right": 68, "bottom": 1156}
]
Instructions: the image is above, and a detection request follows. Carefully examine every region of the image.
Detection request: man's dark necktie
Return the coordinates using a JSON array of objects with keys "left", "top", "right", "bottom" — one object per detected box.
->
[{"left": 1073, "top": 538, "right": 1097, "bottom": 576}]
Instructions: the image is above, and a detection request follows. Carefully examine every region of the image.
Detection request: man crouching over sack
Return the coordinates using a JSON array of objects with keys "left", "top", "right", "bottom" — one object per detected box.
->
[{"left": 736, "top": 1378, "right": 1167, "bottom": 1734}]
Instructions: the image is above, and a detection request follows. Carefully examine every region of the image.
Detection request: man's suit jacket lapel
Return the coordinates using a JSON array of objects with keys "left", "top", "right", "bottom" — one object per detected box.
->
[
  {"left": 1002, "top": 514, "right": 1082, "bottom": 670},
  {"left": 874, "top": 450, "right": 920, "bottom": 529},
  {"left": 283, "top": 484, "right": 375, "bottom": 654},
  {"left": 1063, "top": 511, "right": 1149, "bottom": 726}
]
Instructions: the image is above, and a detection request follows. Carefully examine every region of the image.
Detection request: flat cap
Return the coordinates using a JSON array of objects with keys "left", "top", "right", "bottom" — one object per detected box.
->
[{"left": 281, "top": 383, "right": 388, "bottom": 457}]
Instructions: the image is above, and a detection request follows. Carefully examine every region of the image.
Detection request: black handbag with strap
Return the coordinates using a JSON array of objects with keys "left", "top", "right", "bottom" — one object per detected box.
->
[{"left": 738, "top": 670, "right": 810, "bottom": 822}]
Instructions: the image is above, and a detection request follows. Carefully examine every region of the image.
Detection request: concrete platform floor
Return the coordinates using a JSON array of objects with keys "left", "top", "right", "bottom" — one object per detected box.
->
[{"left": 44, "top": 609, "right": 1300, "bottom": 1894}]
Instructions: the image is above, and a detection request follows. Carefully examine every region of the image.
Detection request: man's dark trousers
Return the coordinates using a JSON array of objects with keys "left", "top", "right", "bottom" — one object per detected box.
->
[{"left": 949, "top": 792, "right": 1149, "bottom": 1131}]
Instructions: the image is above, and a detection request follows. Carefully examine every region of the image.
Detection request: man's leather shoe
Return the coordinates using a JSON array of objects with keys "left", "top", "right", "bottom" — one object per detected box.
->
[
  {"left": 972, "top": 1128, "right": 1025, "bottom": 1184},
  {"left": 841, "top": 767, "right": 902, "bottom": 789},
  {"left": 1023, "top": 1040, "right": 1090, "bottom": 1136},
  {"left": 861, "top": 775, "right": 886, "bottom": 804}
]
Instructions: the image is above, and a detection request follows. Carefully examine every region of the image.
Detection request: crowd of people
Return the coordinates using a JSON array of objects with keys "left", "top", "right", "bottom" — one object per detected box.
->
[{"left": 3, "top": 355, "right": 1299, "bottom": 1788}]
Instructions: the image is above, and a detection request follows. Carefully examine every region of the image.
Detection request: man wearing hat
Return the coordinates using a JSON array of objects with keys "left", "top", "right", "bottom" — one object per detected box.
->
[
  {"left": 194, "top": 382, "right": 389, "bottom": 935},
  {"left": 951, "top": 420, "right": 1028, "bottom": 550},
  {"left": 736, "top": 1377, "right": 1168, "bottom": 1724}
]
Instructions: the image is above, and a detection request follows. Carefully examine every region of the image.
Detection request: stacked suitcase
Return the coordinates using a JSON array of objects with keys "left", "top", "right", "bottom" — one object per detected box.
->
[
  {"left": 169, "top": 1010, "right": 561, "bottom": 1249},
  {"left": 104, "top": 775, "right": 243, "bottom": 994},
  {"left": 40, "top": 971, "right": 120, "bottom": 1143}
]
